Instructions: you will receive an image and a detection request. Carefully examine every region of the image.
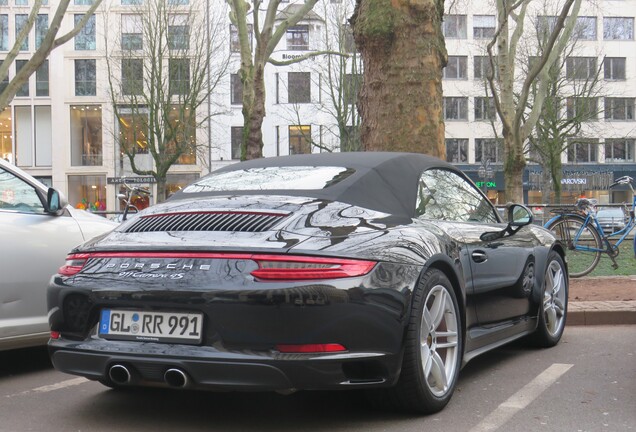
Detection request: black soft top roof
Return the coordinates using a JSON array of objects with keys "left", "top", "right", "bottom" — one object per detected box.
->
[{"left": 170, "top": 152, "right": 460, "bottom": 218}]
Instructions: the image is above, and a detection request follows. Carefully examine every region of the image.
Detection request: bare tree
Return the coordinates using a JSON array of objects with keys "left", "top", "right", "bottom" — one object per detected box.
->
[
  {"left": 104, "top": 0, "right": 228, "bottom": 202},
  {"left": 526, "top": 14, "right": 604, "bottom": 203},
  {"left": 227, "top": 0, "right": 342, "bottom": 160},
  {"left": 0, "top": 0, "right": 102, "bottom": 110},
  {"left": 485, "top": 0, "right": 583, "bottom": 202},
  {"left": 350, "top": 0, "right": 446, "bottom": 157}
]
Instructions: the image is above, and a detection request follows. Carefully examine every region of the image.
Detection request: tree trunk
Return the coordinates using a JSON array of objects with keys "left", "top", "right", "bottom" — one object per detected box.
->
[
  {"left": 503, "top": 130, "right": 526, "bottom": 203},
  {"left": 351, "top": 0, "right": 446, "bottom": 157},
  {"left": 242, "top": 65, "right": 266, "bottom": 160}
]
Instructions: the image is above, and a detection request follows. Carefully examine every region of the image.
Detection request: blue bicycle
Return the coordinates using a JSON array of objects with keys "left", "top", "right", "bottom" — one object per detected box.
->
[{"left": 544, "top": 176, "right": 636, "bottom": 278}]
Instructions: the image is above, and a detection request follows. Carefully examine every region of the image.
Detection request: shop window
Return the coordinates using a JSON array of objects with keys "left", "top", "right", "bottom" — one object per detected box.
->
[
  {"left": 0, "top": 108, "right": 12, "bottom": 163},
  {"left": 164, "top": 173, "right": 199, "bottom": 199},
  {"left": 68, "top": 175, "right": 107, "bottom": 212},
  {"left": 289, "top": 125, "right": 311, "bottom": 154},
  {"left": 70, "top": 105, "right": 102, "bottom": 166},
  {"left": 445, "top": 138, "right": 468, "bottom": 163}
]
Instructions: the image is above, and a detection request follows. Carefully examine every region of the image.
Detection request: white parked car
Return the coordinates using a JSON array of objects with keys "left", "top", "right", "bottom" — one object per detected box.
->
[{"left": 0, "top": 159, "right": 116, "bottom": 351}]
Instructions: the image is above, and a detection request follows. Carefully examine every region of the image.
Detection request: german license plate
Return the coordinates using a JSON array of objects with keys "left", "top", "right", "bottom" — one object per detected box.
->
[{"left": 99, "top": 309, "right": 203, "bottom": 344}]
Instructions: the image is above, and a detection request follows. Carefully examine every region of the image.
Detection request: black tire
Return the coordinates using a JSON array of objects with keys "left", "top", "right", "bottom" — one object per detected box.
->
[
  {"left": 546, "top": 216, "right": 602, "bottom": 278},
  {"left": 529, "top": 251, "right": 568, "bottom": 347},
  {"left": 368, "top": 269, "right": 463, "bottom": 414}
]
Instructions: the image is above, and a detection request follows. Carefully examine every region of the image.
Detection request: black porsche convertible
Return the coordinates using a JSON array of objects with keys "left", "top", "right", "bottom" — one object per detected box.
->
[{"left": 47, "top": 152, "right": 568, "bottom": 413}]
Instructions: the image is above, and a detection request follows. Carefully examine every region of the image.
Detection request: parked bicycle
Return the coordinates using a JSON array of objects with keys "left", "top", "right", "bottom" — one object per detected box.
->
[
  {"left": 117, "top": 181, "right": 151, "bottom": 222},
  {"left": 544, "top": 176, "right": 636, "bottom": 277}
]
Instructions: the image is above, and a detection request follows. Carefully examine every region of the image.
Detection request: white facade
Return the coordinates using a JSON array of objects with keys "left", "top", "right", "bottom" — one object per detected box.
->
[{"left": 1, "top": 0, "right": 635, "bottom": 210}]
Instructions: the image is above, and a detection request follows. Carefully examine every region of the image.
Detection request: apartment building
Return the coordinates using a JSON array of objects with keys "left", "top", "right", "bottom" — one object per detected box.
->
[{"left": 1, "top": 0, "right": 635, "bottom": 211}]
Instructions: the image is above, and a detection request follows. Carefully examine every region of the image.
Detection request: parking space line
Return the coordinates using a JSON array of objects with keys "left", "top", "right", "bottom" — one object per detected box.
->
[
  {"left": 6, "top": 377, "right": 89, "bottom": 398},
  {"left": 469, "top": 363, "right": 574, "bottom": 432}
]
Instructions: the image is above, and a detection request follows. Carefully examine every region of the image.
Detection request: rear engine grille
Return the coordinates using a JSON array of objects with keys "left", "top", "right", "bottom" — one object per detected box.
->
[{"left": 123, "top": 211, "right": 288, "bottom": 233}]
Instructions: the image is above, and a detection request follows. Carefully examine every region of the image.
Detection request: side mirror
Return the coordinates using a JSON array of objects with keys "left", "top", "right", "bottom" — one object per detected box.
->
[
  {"left": 507, "top": 204, "right": 533, "bottom": 227},
  {"left": 46, "top": 188, "right": 67, "bottom": 215}
]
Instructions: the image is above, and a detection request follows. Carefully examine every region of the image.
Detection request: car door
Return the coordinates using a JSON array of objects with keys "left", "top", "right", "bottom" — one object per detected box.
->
[
  {"left": 0, "top": 165, "right": 85, "bottom": 348},
  {"left": 415, "top": 168, "right": 536, "bottom": 326}
]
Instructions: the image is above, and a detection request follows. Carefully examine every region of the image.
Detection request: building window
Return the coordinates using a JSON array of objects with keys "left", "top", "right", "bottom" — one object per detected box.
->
[
  {"left": 68, "top": 175, "right": 107, "bottom": 211},
  {"left": 443, "top": 56, "right": 467, "bottom": 79},
  {"left": 287, "top": 25, "right": 309, "bottom": 50},
  {"left": 341, "top": 125, "right": 360, "bottom": 152},
  {"left": 168, "top": 18, "right": 189, "bottom": 50},
  {"left": 75, "top": 0, "right": 96, "bottom": 4},
  {"left": 230, "top": 24, "right": 252, "bottom": 52},
  {"left": 342, "top": 23, "right": 356, "bottom": 53},
  {"left": 287, "top": 72, "right": 310, "bottom": 104},
  {"left": 445, "top": 138, "right": 468, "bottom": 163},
  {"left": 474, "top": 97, "right": 496, "bottom": 121},
  {"left": 566, "top": 57, "right": 597, "bottom": 79},
  {"left": 443, "top": 15, "right": 467, "bottom": 39},
  {"left": 567, "top": 139, "right": 598, "bottom": 163},
  {"left": 231, "top": 126, "right": 242, "bottom": 159},
  {"left": 289, "top": 125, "right": 311, "bottom": 154},
  {"left": 121, "top": 0, "right": 143, "bottom": 4},
  {"left": 566, "top": 97, "right": 598, "bottom": 120},
  {"left": 230, "top": 73, "right": 243, "bottom": 105},
  {"left": 121, "top": 59, "right": 143, "bottom": 95},
  {"left": 169, "top": 59, "right": 190, "bottom": 95},
  {"left": 604, "top": 98, "right": 635, "bottom": 121},
  {"left": 15, "top": 60, "right": 29, "bottom": 97},
  {"left": 15, "top": 0, "right": 28, "bottom": 5},
  {"left": 536, "top": 15, "right": 557, "bottom": 35},
  {"left": 603, "top": 17, "right": 634, "bottom": 40},
  {"left": 74, "top": 14, "right": 96, "bottom": 50},
  {"left": 15, "top": 15, "right": 28, "bottom": 51},
  {"left": 474, "top": 55, "right": 494, "bottom": 80},
  {"left": 75, "top": 59, "right": 96, "bottom": 96},
  {"left": 168, "top": 0, "right": 189, "bottom": 4},
  {"left": 473, "top": 15, "right": 495, "bottom": 39},
  {"left": 35, "top": 15, "right": 48, "bottom": 49},
  {"left": 36, "top": 60, "right": 48, "bottom": 96},
  {"left": 443, "top": 97, "right": 468, "bottom": 120},
  {"left": 0, "top": 15, "right": 7, "bottom": 51},
  {"left": 475, "top": 138, "right": 502, "bottom": 163},
  {"left": 575, "top": 16, "right": 597, "bottom": 40},
  {"left": 121, "top": 14, "right": 142, "bottom": 50},
  {"left": 343, "top": 73, "right": 361, "bottom": 105},
  {"left": 605, "top": 139, "right": 635, "bottom": 162},
  {"left": 604, "top": 57, "right": 626, "bottom": 80},
  {"left": 70, "top": 105, "right": 102, "bottom": 166}
]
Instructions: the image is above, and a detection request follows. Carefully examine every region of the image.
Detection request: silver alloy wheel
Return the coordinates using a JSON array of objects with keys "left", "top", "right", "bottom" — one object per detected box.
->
[
  {"left": 543, "top": 260, "right": 567, "bottom": 336},
  {"left": 421, "top": 284, "right": 459, "bottom": 397}
]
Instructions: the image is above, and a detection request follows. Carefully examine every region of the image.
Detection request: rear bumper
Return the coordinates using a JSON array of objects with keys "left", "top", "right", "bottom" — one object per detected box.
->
[{"left": 48, "top": 338, "right": 402, "bottom": 391}]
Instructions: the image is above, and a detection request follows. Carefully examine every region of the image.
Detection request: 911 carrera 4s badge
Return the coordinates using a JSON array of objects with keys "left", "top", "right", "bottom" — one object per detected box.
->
[{"left": 99, "top": 309, "right": 203, "bottom": 344}]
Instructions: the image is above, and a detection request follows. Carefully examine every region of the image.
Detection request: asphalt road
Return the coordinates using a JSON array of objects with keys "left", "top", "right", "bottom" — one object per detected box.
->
[{"left": 1, "top": 326, "right": 634, "bottom": 432}]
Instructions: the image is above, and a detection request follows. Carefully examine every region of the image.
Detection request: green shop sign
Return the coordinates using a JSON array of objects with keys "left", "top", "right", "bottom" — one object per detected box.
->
[{"left": 475, "top": 181, "right": 497, "bottom": 188}]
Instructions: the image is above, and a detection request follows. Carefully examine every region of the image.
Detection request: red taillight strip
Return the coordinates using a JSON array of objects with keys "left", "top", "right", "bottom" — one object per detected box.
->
[
  {"left": 276, "top": 343, "right": 347, "bottom": 353},
  {"left": 57, "top": 252, "right": 376, "bottom": 281}
]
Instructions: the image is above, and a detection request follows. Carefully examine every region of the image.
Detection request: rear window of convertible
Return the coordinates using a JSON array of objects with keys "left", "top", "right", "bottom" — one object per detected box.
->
[{"left": 182, "top": 166, "right": 355, "bottom": 193}]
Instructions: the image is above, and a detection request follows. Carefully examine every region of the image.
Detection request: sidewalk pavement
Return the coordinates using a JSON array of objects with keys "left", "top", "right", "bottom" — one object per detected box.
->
[{"left": 568, "top": 301, "right": 636, "bottom": 326}]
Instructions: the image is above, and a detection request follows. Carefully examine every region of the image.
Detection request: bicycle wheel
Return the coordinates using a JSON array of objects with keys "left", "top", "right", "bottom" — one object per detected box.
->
[{"left": 547, "top": 216, "right": 602, "bottom": 278}]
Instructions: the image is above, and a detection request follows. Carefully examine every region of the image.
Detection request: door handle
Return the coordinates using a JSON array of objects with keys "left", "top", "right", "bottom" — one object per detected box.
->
[{"left": 472, "top": 250, "right": 488, "bottom": 263}]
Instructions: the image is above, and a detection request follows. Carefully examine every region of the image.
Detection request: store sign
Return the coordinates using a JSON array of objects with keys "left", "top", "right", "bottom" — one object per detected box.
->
[
  {"left": 107, "top": 176, "right": 156, "bottom": 184},
  {"left": 561, "top": 178, "right": 587, "bottom": 185},
  {"left": 475, "top": 181, "right": 497, "bottom": 188}
]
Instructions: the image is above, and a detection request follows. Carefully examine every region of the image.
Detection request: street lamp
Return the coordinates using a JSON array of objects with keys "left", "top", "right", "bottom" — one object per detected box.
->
[{"left": 478, "top": 159, "right": 494, "bottom": 197}]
